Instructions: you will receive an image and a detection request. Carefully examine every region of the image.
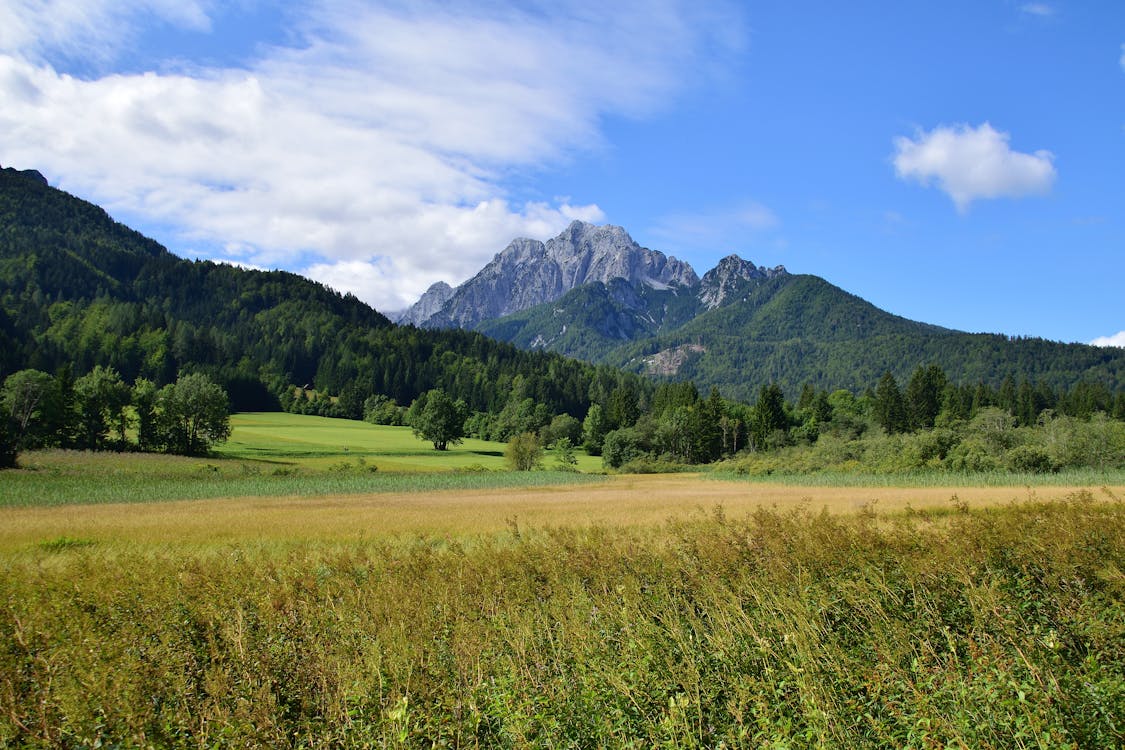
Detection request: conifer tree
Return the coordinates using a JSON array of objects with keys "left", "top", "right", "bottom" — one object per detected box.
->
[{"left": 874, "top": 372, "right": 908, "bottom": 434}]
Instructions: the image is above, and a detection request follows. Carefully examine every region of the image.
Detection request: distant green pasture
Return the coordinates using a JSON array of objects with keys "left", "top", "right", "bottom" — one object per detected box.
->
[
  {"left": 215, "top": 412, "right": 603, "bottom": 473},
  {"left": 0, "top": 413, "right": 605, "bottom": 508}
]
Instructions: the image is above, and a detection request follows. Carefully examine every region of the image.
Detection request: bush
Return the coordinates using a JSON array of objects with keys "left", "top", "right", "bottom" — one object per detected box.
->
[
  {"left": 550, "top": 438, "right": 579, "bottom": 472},
  {"left": 540, "top": 414, "right": 583, "bottom": 447},
  {"left": 363, "top": 395, "right": 404, "bottom": 426},
  {"left": 505, "top": 432, "right": 542, "bottom": 471},
  {"left": 946, "top": 437, "right": 1002, "bottom": 473},
  {"left": 602, "top": 427, "right": 645, "bottom": 469},
  {"left": 1005, "top": 445, "right": 1058, "bottom": 474},
  {"left": 1041, "top": 414, "right": 1125, "bottom": 470}
]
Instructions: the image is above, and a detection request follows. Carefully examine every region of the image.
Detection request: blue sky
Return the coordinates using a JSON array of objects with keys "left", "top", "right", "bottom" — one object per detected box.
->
[{"left": 1, "top": 1, "right": 1122, "bottom": 346}]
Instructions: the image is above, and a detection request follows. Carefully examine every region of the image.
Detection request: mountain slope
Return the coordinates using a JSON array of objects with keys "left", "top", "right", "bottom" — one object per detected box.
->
[
  {"left": 474, "top": 278, "right": 702, "bottom": 361},
  {"left": 0, "top": 167, "right": 644, "bottom": 417},
  {"left": 431, "top": 218, "right": 1124, "bottom": 399},
  {"left": 602, "top": 273, "right": 1124, "bottom": 400}
]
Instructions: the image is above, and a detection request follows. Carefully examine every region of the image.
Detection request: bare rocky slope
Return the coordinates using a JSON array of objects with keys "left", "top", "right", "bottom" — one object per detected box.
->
[{"left": 399, "top": 221, "right": 698, "bottom": 329}]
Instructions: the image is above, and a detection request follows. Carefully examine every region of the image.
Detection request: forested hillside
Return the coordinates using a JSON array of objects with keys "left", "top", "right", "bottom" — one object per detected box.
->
[
  {"left": 475, "top": 267, "right": 1125, "bottom": 402},
  {"left": 612, "top": 274, "right": 1125, "bottom": 401},
  {"left": 0, "top": 167, "right": 644, "bottom": 418}
]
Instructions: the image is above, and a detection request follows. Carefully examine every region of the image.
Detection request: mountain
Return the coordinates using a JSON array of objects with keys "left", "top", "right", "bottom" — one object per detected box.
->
[
  {"left": 0, "top": 166, "right": 645, "bottom": 418},
  {"left": 396, "top": 281, "right": 454, "bottom": 326},
  {"left": 6, "top": 165, "right": 1120, "bottom": 413},
  {"left": 698, "top": 254, "right": 787, "bottom": 309},
  {"left": 401, "top": 220, "right": 697, "bottom": 328},
  {"left": 407, "top": 220, "right": 1125, "bottom": 401},
  {"left": 474, "top": 278, "right": 702, "bottom": 361}
]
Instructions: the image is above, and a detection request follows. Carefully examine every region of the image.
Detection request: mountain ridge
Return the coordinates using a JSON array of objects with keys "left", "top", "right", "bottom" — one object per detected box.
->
[
  {"left": 3, "top": 168, "right": 1121, "bottom": 407},
  {"left": 405, "top": 221, "right": 1124, "bottom": 400},
  {"left": 400, "top": 220, "right": 699, "bottom": 328}
]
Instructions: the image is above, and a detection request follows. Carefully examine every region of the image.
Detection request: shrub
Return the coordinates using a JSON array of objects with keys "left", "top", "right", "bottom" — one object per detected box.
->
[
  {"left": 1005, "top": 444, "right": 1058, "bottom": 474},
  {"left": 550, "top": 437, "right": 579, "bottom": 471},
  {"left": 505, "top": 432, "right": 542, "bottom": 471},
  {"left": 602, "top": 427, "right": 645, "bottom": 469},
  {"left": 946, "top": 437, "right": 1002, "bottom": 472},
  {"left": 617, "top": 456, "right": 690, "bottom": 474}
]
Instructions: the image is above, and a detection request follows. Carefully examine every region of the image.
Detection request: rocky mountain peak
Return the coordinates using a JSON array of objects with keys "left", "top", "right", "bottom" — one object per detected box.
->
[
  {"left": 396, "top": 281, "right": 454, "bottom": 326},
  {"left": 402, "top": 221, "right": 698, "bottom": 329},
  {"left": 699, "top": 254, "right": 788, "bottom": 309},
  {"left": 544, "top": 221, "right": 698, "bottom": 291}
]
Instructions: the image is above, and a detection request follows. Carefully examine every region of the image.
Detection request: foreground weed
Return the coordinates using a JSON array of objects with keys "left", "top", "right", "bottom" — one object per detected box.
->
[{"left": 1, "top": 499, "right": 1122, "bottom": 747}]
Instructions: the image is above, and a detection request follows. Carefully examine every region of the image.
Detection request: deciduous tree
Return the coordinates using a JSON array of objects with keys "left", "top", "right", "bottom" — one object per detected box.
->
[
  {"left": 155, "top": 373, "right": 232, "bottom": 455},
  {"left": 1, "top": 369, "right": 61, "bottom": 448},
  {"left": 73, "top": 366, "right": 131, "bottom": 450},
  {"left": 410, "top": 389, "right": 467, "bottom": 451}
]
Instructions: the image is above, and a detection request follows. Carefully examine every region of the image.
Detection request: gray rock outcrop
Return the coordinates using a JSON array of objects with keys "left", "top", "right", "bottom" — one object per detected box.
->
[
  {"left": 408, "top": 221, "right": 698, "bottom": 329},
  {"left": 396, "top": 281, "right": 454, "bottom": 326},
  {"left": 698, "top": 254, "right": 787, "bottom": 309}
]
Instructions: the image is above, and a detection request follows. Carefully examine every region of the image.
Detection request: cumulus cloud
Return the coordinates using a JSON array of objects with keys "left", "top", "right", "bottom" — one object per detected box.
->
[
  {"left": 0, "top": 0, "right": 742, "bottom": 312},
  {"left": 892, "top": 123, "right": 1056, "bottom": 212},
  {"left": 1090, "top": 331, "right": 1125, "bottom": 348}
]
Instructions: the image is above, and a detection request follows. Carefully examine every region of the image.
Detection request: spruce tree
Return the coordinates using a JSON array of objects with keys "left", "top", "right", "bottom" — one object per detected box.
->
[{"left": 874, "top": 372, "right": 908, "bottom": 434}]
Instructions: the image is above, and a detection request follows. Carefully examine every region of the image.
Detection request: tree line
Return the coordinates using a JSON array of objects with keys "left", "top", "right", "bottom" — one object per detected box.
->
[
  {"left": 347, "top": 361, "right": 1125, "bottom": 473},
  {"left": 0, "top": 366, "right": 231, "bottom": 467}
]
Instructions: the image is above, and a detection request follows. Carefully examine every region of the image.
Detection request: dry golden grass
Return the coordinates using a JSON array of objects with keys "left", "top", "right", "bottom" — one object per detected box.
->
[{"left": 3, "top": 474, "right": 1119, "bottom": 552}]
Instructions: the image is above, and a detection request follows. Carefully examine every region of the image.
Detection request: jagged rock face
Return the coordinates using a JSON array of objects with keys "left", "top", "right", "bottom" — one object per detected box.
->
[
  {"left": 396, "top": 281, "right": 454, "bottom": 326},
  {"left": 698, "top": 254, "right": 788, "bottom": 309},
  {"left": 544, "top": 222, "right": 697, "bottom": 291},
  {"left": 425, "top": 238, "right": 563, "bottom": 328},
  {"left": 411, "top": 221, "right": 697, "bottom": 329}
]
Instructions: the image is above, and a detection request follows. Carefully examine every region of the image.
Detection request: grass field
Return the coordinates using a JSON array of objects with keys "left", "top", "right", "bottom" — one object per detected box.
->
[
  {"left": 3, "top": 492, "right": 1123, "bottom": 747},
  {"left": 3, "top": 471, "right": 1121, "bottom": 554},
  {"left": 215, "top": 412, "right": 604, "bottom": 473},
  {"left": 2, "top": 414, "right": 1124, "bottom": 746}
]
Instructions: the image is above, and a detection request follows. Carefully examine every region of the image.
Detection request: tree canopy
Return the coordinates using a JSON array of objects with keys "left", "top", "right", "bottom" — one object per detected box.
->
[{"left": 409, "top": 389, "right": 468, "bottom": 451}]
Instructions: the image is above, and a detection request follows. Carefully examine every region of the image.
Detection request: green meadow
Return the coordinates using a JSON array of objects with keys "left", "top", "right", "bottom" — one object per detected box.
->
[
  {"left": 215, "top": 412, "right": 605, "bottom": 473},
  {"left": 0, "top": 413, "right": 604, "bottom": 509}
]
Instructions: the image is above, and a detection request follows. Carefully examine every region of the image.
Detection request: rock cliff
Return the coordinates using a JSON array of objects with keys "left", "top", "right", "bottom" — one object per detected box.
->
[{"left": 406, "top": 221, "right": 697, "bottom": 329}]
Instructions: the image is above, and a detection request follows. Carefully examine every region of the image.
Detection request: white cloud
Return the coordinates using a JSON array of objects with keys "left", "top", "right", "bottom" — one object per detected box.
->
[
  {"left": 0, "top": 0, "right": 214, "bottom": 67},
  {"left": 1120, "top": 43, "right": 1125, "bottom": 71},
  {"left": 302, "top": 199, "right": 606, "bottom": 310},
  {"left": 0, "top": 0, "right": 743, "bottom": 312},
  {"left": 893, "top": 123, "right": 1056, "bottom": 211},
  {"left": 648, "top": 200, "right": 780, "bottom": 261},
  {"left": 1020, "top": 3, "right": 1054, "bottom": 17},
  {"left": 1090, "top": 331, "right": 1125, "bottom": 348}
]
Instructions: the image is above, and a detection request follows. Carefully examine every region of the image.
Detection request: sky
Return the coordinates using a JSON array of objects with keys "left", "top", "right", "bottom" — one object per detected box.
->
[{"left": 1, "top": 0, "right": 1122, "bottom": 347}]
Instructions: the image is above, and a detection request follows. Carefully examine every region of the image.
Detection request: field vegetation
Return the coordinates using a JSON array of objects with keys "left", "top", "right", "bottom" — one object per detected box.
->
[{"left": 1, "top": 487, "right": 1122, "bottom": 747}]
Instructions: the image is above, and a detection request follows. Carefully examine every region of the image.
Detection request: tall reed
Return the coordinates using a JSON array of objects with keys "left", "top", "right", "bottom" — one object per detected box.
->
[{"left": 2, "top": 493, "right": 1122, "bottom": 747}]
